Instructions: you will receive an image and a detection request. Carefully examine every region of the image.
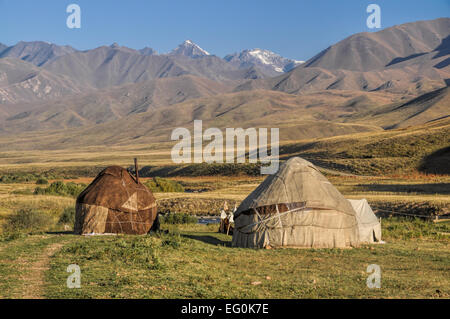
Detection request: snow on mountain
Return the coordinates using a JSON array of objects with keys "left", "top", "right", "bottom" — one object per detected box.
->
[
  {"left": 224, "top": 49, "right": 304, "bottom": 74},
  {"left": 169, "top": 40, "right": 210, "bottom": 58}
]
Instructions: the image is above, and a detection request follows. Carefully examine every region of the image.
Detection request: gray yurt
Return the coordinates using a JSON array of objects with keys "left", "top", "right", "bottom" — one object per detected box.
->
[
  {"left": 232, "top": 157, "right": 360, "bottom": 249},
  {"left": 348, "top": 199, "right": 381, "bottom": 243}
]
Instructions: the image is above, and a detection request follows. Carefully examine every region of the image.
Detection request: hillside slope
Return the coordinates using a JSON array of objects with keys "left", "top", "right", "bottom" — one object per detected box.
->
[
  {"left": 346, "top": 86, "right": 450, "bottom": 129},
  {"left": 279, "top": 118, "right": 450, "bottom": 175},
  {"left": 1, "top": 75, "right": 231, "bottom": 131},
  {"left": 304, "top": 18, "right": 450, "bottom": 71},
  {"left": 0, "top": 58, "right": 86, "bottom": 115}
]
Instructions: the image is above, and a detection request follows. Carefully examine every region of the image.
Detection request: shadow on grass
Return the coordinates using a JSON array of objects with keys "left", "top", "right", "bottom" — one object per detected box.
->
[
  {"left": 419, "top": 146, "right": 450, "bottom": 175},
  {"left": 182, "top": 233, "right": 231, "bottom": 247}
]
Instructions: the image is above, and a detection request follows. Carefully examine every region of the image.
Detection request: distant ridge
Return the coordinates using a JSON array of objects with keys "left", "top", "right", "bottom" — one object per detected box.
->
[{"left": 0, "top": 41, "right": 78, "bottom": 66}]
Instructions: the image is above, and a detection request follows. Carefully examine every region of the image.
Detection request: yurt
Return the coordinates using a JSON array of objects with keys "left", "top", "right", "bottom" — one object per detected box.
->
[
  {"left": 348, "top": 199, "right": 381, "bottom": 243},
  {"left": 232, "top": 157, "right": 360, "bottom": 249},
  {"left": 74, "top": 166, "right": 157, "bottom": 235}
]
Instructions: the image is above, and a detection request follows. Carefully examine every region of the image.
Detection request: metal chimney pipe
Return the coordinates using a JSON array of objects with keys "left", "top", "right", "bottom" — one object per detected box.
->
[{"left": 134, "top": 158, "right": 139, "bottom": 184}]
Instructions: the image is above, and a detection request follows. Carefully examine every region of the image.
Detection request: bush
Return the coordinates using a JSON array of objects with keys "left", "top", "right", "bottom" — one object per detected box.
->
[
  {"left": 145, "top": 177, "right": 184, "bottom": 193},
  {"left": 159, "top": 213, "right": 197, "bottom": 224},
  {"left": 160, "top": 232, "right": 184, "bottom": 248},
  {"left": 2, "top": 209, "right": 53, "bottom": 234},
  {"left": 34, "top": 181, "right": 86, "bottom": 198},
  {"left": 0, "top": 173, "right": 37, "bottom": 183},
  {"left": 138, "top": 163, "right": 263, "bottom": 177},
  {"left": 36, "top": 178, "right": 49, "bottom": 185},
  {"left": 58, "top": 207, "right": 76, "bottom": 225}
]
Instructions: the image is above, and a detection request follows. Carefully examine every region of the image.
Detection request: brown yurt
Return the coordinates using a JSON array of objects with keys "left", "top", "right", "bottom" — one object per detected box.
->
[
  {"left": 232, "top": 157, "right": 360, "bottom": 249},
  {"left": 74, "top": 166, "right": 157, "bottom": 235}
]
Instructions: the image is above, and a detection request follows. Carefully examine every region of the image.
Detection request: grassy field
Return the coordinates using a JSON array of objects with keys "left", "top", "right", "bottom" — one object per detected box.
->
[
  {"left": 0, "top": 171, "right": 449, "bottom": 299},
  {"left": 0, "top": 220, "right": 448, "bottom": 299}
]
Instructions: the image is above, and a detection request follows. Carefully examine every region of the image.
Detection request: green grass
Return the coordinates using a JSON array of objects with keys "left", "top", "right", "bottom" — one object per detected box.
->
[
  {"left": 46, "top": 220, "right": 450, "bottom": 298},
  {"left": 0, "top": 170, "right": 448, "bottom": 299},
  {"left": 0, "top": 235, "right": 69, "bottom": 298},
  {"left": 34, "top": 181, "right": 86, "bottom": 198},
  {"left": 145, "top": 177, "right": 185, "bottom": 193},
  {"left": 0, "top": 166, "right": 106, "bottom": 182},
  {"left": 0, "top": 219, "right": 448, "bottom": 299}
]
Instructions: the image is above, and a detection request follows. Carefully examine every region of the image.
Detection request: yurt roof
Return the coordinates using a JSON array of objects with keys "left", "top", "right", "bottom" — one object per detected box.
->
[
  {"left": 235, "top": 157, "right": 356, "bottom": 217},
  {"left": 348, "top": 199, "right": 379, "bottom": 226},
  {"left": 76, "top": 166, "right": 156, "bottom": 214}
]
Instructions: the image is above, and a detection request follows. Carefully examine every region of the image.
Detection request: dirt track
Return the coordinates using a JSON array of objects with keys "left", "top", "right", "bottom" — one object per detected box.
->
[{"left": 21, "top": 243, "right": 64, "bottom": 299}]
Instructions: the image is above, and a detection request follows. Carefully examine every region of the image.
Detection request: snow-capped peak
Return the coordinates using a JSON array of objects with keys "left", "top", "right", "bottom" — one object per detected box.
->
[
  {"left": 169, "top": 40, "right": 210, "bottom": 58},
  {"left": 224, "top": 48, "right": 304, "bottom": 73}
]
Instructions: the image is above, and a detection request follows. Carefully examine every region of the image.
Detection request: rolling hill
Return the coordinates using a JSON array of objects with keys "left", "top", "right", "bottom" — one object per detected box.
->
[
  {"left": 1, "top": 75, "right": 231, "bottom": 131},
  {"left": 0, "top": 89, "right": 402, "bottom": 150},
  {"left": 346, "top": 86, "right": 450, "bottom": 129},
  {"left": 279, "top": 117, "right": 450, "bottom": 175}
]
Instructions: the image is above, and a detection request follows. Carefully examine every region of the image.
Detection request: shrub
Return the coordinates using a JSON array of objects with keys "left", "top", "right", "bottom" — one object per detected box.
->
[
  {"left": 138, "top": 163, "right": 262, "bottom": 177},
  {"left": 145, "top": 177, "right": 184, "bottom": 193},
  {"left": 58, "top": 207, "right": 76, "bottom": 225},
  {"left": 36, "top": 178, "right": 49, "bottom": 185},
  {"left": 34, "top": 181, "right": 86, "bottom": 198},
  {"left": 0, "top": 173, "right": 37, "bottom": 183},
  {"left": 160, "top": 232, "right": 184, "bottom": 248},
  {"left": 159, "top": 213, "right": 197, "bottom": 224},
  {"left": 0, "top": 232, "right": 27, "bottom": 242},
  {"left": 2, "top": 209, "right": 53, "bottom": 234}
]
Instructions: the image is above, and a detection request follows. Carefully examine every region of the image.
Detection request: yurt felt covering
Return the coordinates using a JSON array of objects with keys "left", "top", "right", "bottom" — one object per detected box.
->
[
  {"left": 232, "top": 157, "right": 360, "bottom": 248},
  {"left": 348, "top": 199, "right": 381, "bottom": 243},
  {"left": 74, "top": 166, "right": 157, "bottom": 235}
]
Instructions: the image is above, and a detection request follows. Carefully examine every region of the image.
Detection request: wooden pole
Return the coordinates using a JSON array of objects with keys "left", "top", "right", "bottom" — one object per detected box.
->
[{"left": 134, "top": 158, "right": 139, "bottom": 184}]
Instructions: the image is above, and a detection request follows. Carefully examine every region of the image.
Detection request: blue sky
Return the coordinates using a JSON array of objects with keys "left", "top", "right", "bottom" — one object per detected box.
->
[{"left": 0, "top": 0, "right": 448, "bottom": 60}]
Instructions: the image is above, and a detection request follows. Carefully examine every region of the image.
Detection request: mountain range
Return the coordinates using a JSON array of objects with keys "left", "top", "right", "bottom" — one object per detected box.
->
[
  {"left": 225, "top": 48, "right": 304, "bottom": 76},
  {"left": 0, "top": 17, "right": 449, "bottom": 151}
]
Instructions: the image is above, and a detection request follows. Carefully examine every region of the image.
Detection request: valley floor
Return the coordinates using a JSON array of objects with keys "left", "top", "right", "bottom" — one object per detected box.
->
[
  {"left": 0, "top": 173, "right": 449, "bottom": 299},
  {"left": 0, "top": 221, "right": 448, "bottom": 299}
]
